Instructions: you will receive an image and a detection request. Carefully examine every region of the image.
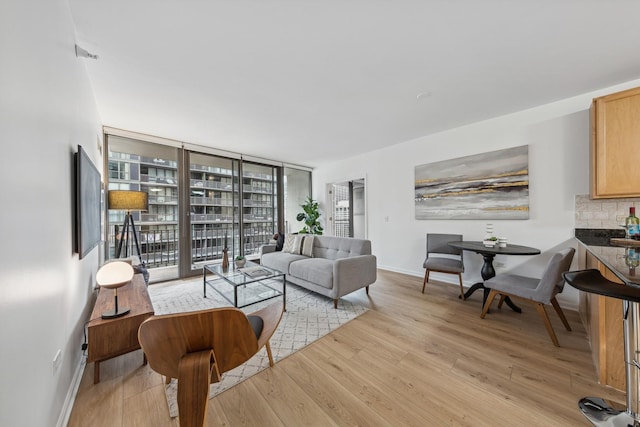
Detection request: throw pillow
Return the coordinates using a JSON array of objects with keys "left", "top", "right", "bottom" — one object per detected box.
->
[
  {"left": 132, "top": 263, "right": 150, "bottom": 285},
  {"left": 275, "top": 232, "right": 285, "bottom": 252},
  {"left": 291, "top": 235, "right": 305, "bottom": 254},
  {"left": 301, "top": 235, "right": 314, "bottom": 257},
  {"left": 282, "top": 234, "right": 298, "bottom": 254}
]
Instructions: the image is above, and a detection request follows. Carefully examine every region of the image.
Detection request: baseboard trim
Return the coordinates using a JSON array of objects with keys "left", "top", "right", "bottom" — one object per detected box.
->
[
  {"left": 377, "top": 265, "right": 463, "bottom": 286},
  {"left": 57, "top": 356, "right": 86, "bottom": 427}
]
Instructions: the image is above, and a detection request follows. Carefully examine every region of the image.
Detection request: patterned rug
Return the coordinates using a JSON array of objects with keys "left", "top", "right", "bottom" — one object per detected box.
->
[{"left": 147, "top": 277, "right": 368, "bottom": 418}]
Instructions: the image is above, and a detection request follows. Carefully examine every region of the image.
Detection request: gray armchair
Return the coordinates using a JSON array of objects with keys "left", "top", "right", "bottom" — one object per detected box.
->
[
  {"left": 480, "top": 247, "right": 575, "bottom": 347},
  {"left": 422, "top": 233, "right": 465, "bottom": 299}
]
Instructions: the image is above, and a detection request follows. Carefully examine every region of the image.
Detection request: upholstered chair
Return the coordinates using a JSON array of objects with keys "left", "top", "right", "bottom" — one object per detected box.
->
[
  {"left": 422, "top": 233, "right": 465, "bottom": 299},
  {"left": 480, "top": 248, "right": 575, "bottom": 346}
]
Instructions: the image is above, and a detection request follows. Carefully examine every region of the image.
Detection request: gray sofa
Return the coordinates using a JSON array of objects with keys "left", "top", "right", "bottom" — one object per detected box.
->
[{"left": 260, "top": 235, "right": 377, "bottom": 308}]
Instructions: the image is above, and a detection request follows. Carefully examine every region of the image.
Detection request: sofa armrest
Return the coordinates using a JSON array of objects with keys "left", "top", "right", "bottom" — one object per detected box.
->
[
  {"left": 333, "top": 255, "right": 377, "bottom": 297},
  {"left": 259, "top": 243, "right": 277, "bottom": 259}
]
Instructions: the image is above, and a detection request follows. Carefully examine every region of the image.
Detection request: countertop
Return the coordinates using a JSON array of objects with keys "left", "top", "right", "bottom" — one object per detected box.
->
[{"left": 575, "top": 228, "right": 640, "bottom": 286}]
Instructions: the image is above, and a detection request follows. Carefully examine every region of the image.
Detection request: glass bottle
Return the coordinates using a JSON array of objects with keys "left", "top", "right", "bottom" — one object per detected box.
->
[
  {"left": 626, "top": 248, "right": 639, "bottom": 275},
  {"left": 626, "top": 207, "right": 640, "bottom": 240}
]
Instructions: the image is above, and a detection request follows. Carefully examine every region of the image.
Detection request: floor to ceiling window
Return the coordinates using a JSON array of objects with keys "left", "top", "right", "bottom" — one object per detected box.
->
[
  {"left": 241, "top": 162, "right": 278, "bottom": 256},
  {"left": 186, "top": 152, "right": 240, "bottom": 274},
  {"left": 107, "top": 136, "right": 180, "bottom": 281},
  {"left": 105, "top": 132, "right": 307, "bottom": 282}
]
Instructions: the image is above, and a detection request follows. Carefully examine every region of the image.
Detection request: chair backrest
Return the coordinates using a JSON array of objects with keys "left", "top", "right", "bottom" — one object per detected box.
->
[
  {"left": 535, "top": 247, "right": 576, "bottom": 302},
  {"left": 427, "top": 233, "right": 463, "bottom": 258},
  {"left": 138, "top": 307, "right": 259, "bottom": 380}
]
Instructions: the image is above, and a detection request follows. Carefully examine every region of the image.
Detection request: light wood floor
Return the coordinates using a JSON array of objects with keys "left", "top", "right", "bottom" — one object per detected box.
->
[{"left": 68, "top": 270, "right": 625, "bottom": 426}]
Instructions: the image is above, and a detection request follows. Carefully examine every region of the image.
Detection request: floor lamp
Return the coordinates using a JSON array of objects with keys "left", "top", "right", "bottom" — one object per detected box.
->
[{"left": 108, "top": 190, "right": 148, "bottom": 259}]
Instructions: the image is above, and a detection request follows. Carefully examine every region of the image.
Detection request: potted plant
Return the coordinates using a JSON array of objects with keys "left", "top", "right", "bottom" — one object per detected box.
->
[
  {"left": 296, "top": 197, "right": 324, "bottom": 235},
  {"left": 483, "top": 236, "right": 498, "bottom": 247},
  {"left": 235, "top": 255, "right": 246, "bottom": 268}
]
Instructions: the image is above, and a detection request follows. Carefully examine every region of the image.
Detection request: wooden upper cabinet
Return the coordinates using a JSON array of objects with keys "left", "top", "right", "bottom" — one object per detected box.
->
[{"left": 591, "top": 86, "right": 640, "bottom": 199}]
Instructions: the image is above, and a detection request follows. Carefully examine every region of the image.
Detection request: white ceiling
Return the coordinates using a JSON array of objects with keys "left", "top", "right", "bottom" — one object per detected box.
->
[{"left": 68, "top": 1, "right": 640, "bottom": 168}]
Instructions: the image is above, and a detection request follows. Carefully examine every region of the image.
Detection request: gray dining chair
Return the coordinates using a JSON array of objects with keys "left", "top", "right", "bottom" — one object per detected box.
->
[
  {"left": 422, "top": 233, "right": 465, "bottom": 299},
  {"left": 480, "top": 247, "right": 575, "bottom": 347}
]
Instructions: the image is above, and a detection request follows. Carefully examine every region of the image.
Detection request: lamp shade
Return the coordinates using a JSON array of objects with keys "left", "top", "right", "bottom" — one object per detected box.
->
[
  {"left": 108, "top": 190, "right": 148, "bottom": 211},
  {"left": 96, "top": 261, "right": 134, "bottom": 289}
]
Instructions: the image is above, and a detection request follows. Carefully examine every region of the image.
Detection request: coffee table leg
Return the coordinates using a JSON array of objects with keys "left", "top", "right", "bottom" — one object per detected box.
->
[
  {"left": 234, "top": 285, "right": 238, "bottom": 307},
  {"left": 203, "top": 267, "right": 207, "bottom": 298}
]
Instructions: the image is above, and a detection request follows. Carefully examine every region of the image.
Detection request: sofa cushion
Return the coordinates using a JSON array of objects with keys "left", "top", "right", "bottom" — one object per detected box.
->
[
  {"left": 261, "top": 251, "right": 307, "bottom": 274},
  {"left": 289, "top": 258, "right": 334, "bottom": 289}
]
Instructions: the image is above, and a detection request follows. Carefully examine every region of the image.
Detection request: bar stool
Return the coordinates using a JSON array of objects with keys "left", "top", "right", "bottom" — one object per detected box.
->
[{"left": 562, "top": 269, "right": 640, "bottom": 427}]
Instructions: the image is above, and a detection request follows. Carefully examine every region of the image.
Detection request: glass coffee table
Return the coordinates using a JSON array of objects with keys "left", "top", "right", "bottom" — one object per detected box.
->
[{"left": 203, "top": 260, "right": 286, "bottom": 310}]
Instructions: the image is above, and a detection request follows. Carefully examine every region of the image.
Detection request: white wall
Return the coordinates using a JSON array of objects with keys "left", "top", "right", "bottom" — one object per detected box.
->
[
  {"left": 313, "top": 78, "right": 640, "bottom": 310},
  {"left": 0, "top": 1, "right": 102, "bottom": 426}
]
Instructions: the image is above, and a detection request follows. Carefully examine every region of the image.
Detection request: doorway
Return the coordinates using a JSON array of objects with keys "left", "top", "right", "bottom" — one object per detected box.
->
[{"left": 327, "top": 178, "right": 366, "bottom": 238}]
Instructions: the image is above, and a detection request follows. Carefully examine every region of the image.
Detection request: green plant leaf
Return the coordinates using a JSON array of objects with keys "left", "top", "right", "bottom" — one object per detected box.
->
[{"left": 297, "top": 197, "right": 323, "bottom": 235}]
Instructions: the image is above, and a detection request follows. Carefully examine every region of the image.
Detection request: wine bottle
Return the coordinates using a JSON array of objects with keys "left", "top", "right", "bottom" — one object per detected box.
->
[
  {"left": 626, "top": 248, "right": 639, "bottom": 276},
  {"left": 627, "top": 248, "right": 640, "bottom": 267},
  {"left": 625, "top": 207, "right": 640, "bottom": 240}
]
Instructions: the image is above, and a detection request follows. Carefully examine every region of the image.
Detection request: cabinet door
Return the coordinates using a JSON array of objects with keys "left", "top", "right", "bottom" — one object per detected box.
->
[
  {"left": 591, "top": 86, "right": 640, "bottom": 199},
  {"left": 580, "top": 248, "right": 625, "bottom": 391}
]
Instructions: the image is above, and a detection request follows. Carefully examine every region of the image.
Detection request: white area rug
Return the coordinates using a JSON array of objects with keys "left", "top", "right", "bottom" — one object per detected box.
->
[{"left": 147, "top": 277, "right": 368, "bottom": 418}]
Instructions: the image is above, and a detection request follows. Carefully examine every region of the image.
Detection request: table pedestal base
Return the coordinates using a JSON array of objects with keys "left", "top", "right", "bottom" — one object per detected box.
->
[
  {"left": 462, "top": 282, "right": 522, "bottom": 313},
  {"left": 578, "top": 397, "right": 639, "bottom": 427}
]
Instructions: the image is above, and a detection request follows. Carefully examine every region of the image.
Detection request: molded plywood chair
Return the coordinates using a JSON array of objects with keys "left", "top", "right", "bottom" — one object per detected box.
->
[
  {"left": 422, "top": 233, "right": 465, "bottom": 299},
  {"left": 138, "top": 301, "right": 283, "bottom": 427},
  {"left": 480, "top": 248, "right": 575, "bottom": 347}
]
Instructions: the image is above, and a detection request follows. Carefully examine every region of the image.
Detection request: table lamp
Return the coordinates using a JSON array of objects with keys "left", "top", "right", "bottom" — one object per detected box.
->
[
  {"left": 96, "top": 261, "right": 134, "bottom": 318},
  {"left": 108, "top": 190, "right": 148, "bottom": 258}
]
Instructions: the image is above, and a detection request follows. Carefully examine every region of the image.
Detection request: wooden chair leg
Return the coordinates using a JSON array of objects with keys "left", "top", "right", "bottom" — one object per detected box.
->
[
  {"left": 265, "top": 341, "right": 275, "bottom": 367},
  {"left": 422, "top": 270, "right": 429, "bottom": 293},
  {"left": 497, "top": 295, "right": 506, "bottom": 309},
  {"left": 177, "top": 349, "right": 215, "bottom": 427},
  {"left": 550, "top": 297, "right": 571, "bottom": 331},
  {"left": 457, "top": 274, "right": 465, "bottom": 300},
  {"left": 334, "top": 299, "right": 338, "bottom": 309},
  {"left": 365, "top": 285, "right": 369, "bottom": 295},
  {"left": 480, "top": 289, "right": 499, "bottom": 318},
  {"left": 534, "top": 303, "right": 560, "bottom": 347}
]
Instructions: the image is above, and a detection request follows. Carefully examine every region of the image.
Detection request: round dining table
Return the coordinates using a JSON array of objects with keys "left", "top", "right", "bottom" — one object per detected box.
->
[{"left": 448, "top": 241, "right": 541, "bottom": 312}]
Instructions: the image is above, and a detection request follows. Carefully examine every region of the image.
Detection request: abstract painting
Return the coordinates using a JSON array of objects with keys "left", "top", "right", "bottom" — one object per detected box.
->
[{"left": 415, "top": 145, "right": 529, "bottom": 220}]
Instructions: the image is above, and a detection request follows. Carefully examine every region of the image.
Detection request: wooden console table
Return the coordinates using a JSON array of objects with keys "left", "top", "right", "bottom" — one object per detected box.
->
[{"left": 88, "top": 274, "right": 154, "bottom": 383}]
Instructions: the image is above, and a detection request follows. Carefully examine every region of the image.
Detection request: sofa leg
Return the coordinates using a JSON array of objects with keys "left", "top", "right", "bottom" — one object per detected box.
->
[
  {"left": 365, "top": 285, "right": 369, "bottom": 295},
  {"left": 334, "top": 299, "right": 338, "bottom": 309}
]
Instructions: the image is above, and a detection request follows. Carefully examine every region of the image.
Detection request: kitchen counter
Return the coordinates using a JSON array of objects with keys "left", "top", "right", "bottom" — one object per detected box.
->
[
  {"left": 575, "top": 228, "right": 640, "bottom": 286},
  {"left": 574, "top": 228, "right": 639, "bottom": 391}
]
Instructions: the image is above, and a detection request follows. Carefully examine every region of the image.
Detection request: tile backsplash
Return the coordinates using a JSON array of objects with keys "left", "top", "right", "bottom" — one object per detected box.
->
[{"left": 575, "top": 195, "right": 640, "bottom": 229}]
